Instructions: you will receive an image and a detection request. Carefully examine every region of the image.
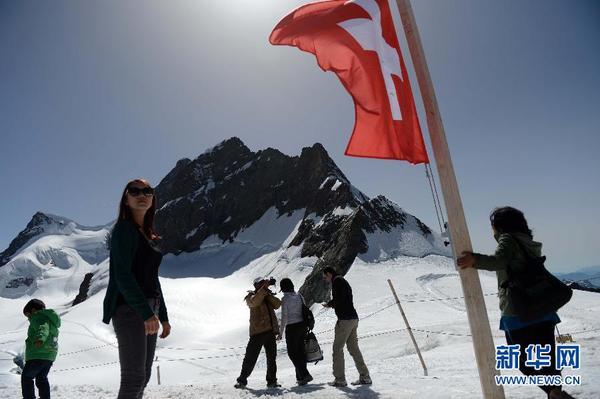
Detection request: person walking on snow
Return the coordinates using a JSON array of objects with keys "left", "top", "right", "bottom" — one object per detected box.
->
[
  {"left": 21, "top": 299, "right": 61, "bottom": 399},
  {"left": 277, "top": 278, "right": 313, "bottom": 386},
  {"left": 322, "top": 266, "right": 371, "bottom": 388}
]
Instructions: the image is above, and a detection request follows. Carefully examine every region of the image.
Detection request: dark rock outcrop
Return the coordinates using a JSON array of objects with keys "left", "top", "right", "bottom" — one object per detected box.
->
[
  {"left": 72, "top": 273, "right": 95, "bottom": 306},
  {"left": 295, "top": 196, "right": 433, "bottom": 306},
  {"left": 5, "top": 277, "right": 34, "bottom": 289}
]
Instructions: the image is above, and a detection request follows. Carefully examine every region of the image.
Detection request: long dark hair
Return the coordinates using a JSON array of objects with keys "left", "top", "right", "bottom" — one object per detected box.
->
[
  {"left": 280, "top": 278, "right": 295, "bottom": 293},
  {"left": 490, "top": 206, "right": 532, "bottom": 239},
  {"left": 118, "top": 178, "right": 159, "bottom": 240}
]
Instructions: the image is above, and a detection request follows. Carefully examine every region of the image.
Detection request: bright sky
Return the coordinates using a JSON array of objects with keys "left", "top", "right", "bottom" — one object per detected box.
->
[{"left": 1, "top": 0, "right": 598, "bottom": 272}]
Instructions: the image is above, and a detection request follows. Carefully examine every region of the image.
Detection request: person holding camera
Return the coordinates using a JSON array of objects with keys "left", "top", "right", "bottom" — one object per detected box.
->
[{"left": 235, "top": 277, "right": 282, "bottom": 389}]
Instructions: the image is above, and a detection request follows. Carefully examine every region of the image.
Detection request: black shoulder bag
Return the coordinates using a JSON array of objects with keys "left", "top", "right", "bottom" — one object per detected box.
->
[
  {"left": 301, "top": 297, "right": 315, "bottom": 331},
  {"left": 503, "top": 236, "right": 572, "bottom": 321}
]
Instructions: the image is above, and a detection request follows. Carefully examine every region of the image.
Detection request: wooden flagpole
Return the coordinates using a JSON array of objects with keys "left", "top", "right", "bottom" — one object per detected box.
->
[{"left": 394, "top": 1, "right": 505, "bottom": 397}]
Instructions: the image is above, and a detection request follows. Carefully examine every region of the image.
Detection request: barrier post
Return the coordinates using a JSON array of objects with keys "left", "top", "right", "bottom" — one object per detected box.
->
[
  {"left": 156, "top": 356, "right": 161, "bottom": 385},
  {"left": 387, "top": 279, "right": 428, "bottom": 376}
]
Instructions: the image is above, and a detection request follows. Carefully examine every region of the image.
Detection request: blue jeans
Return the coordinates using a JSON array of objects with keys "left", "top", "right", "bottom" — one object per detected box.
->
[{"left": 21, "top": 359, "right": 53, "bottom": 399}]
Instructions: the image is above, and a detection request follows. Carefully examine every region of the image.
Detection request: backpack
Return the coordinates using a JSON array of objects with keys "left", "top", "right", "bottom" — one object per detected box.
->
[
  {"left": 503, "top": 235, "right": 573, "bottom": 321},
  {"left": 304, "top": 331, "right": 324, "bottom": 364}
]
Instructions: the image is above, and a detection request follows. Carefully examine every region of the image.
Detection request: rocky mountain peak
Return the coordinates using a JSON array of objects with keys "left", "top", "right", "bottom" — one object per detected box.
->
[
  {"left": 153, "top": 138, "right": 368, "bottom": 256},
  {"left": 0, "top": 212, "right": 64, "bottom": 267}
]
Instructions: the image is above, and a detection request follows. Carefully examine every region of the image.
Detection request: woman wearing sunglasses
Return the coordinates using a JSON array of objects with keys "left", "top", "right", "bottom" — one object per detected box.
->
[{"left": 102, "top": 178, "right": 171, "bottom": 399}]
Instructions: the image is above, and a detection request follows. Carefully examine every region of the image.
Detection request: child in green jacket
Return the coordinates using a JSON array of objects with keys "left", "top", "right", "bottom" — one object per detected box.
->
[{"left": 22, "top": 299, "right": 61, "bottom": 399}]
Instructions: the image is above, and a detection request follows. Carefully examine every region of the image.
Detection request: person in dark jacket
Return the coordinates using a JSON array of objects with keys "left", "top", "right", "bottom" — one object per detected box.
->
[
  {"left": 322, "top": 267, "right": 371, "bottom": 387},
  {"left": 235, "top": 277, "right": 282, "bottom": 389},
  {"left": 277, "top": 278, "right": 313, "bottom": 386},
  {"left": 102, "top": 179, "right": 171, "bottom": 399},
  {"left": 458, "top": 206, "right": 574, "bottom": 399},
  {"left": 21, "top": 299, "right": 61, "bottom": 399}
]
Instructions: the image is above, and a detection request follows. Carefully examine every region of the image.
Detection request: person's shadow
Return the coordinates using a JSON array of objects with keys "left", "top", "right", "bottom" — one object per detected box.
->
[
  {"left": 245, "top": 383, "right": 380, "bottom": 398},
  {"left": 245, "top": 383, "right": 326, "bottom": 396},
  {"left": 288, "top": 383, "right": 327, "bottom": 395},
  {"left": 244, "top": 386, "right": 286, "bottom": 397},
  {"left": 337, "top": 385, "right": 381, "bottom": 399}
]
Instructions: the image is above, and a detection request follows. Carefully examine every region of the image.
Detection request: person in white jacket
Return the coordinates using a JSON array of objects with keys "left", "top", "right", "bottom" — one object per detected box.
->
[{"left": 277, "top": 278, "right": 313, "bottom": 386}]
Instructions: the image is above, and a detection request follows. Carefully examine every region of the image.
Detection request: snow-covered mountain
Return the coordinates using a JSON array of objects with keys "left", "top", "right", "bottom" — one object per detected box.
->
[
  {"left": 558, "top": 265, "right": 600, "bottom": 293},
  {"left": 0, "top": 140, "right": 597, "bottom": 398},
  {"left": 0, "top": 138, "right": 449, "bottom": 304},
  {"left": 0, "top": 213, "right": 110, "bottom": 300}
]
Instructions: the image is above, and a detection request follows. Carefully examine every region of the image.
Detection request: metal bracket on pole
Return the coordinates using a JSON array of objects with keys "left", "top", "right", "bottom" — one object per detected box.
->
[
  {"left": 441, "top": 222, "right": 451, "bottom": 247},
  {"left": 388, "top": 279, "right": 428, "bottom": 376}
]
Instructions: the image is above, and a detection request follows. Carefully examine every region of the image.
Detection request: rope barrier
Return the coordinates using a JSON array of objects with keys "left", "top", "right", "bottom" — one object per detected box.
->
[
  {"left": 53, "top": 361, "right": 119, "bottom": 373},
  {"left": 401, "top": 292, "right": 497, "bottom": 304},
  {"left": 313, "top": 292, "right": 499, "bottom": 336},
  {"left": 160, "top": 353, "right": 241, "bottom": 363},
  {"left": 0, "top": 329, "right": 25, "bottom": 337},
  {"left": 60, "top": 343, "right": 117, "bottom": 357},
  {"left": 156, "top": 344, "right": 247, "bottom": 352},
  {"left": 34, "top": 310, "right": 600, "bottom": 374},
  {"left": 2, "top": 286, "right": 595, "bottom": 375},
  {"left": 412, "top": 328, "right": 473, "bottom": 338},
  {"left": 569, "top": 327, "right": 600, "bottom": 336}
]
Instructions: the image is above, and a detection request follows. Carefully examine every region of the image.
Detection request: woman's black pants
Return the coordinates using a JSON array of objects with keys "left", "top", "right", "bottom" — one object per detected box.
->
[
  {"left": 286, "top": 322, "right": 310, "bottom": 381},
  {"left": 505, "top": 321, "right": 561, "bottom": 395}
]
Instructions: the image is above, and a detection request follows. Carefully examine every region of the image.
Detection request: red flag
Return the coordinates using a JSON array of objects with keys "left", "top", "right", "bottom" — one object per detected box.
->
[{"left": 270, "top": 0, "right": 428, "bottom": 164}]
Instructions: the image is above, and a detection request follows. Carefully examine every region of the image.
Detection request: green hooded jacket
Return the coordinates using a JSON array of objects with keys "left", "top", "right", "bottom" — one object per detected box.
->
[
  {"left": 25, "top": 309, "right": 61, "bottom": 362},
  {"left": 473, "top": 232, "right": 543, "bottom": 316}
]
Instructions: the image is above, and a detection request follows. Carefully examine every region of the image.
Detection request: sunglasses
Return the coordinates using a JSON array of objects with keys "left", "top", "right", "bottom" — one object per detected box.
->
[{"left": 127, "top": 186, "right": 155, "bottom": 197}]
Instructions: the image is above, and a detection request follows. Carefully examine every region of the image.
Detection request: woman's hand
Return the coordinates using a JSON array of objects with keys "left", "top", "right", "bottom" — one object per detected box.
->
[
  {"left": 276, "top": 333, "right": 283, "bottom": 341},
  {"left": 144, "top": 315, "right": 160, "bottom": 335},
  {"left": 160, "top": 321, "right": 171, "bottom": 339},
  {"left": 457, "top": 251, "right": 476, "bottom": 269}
]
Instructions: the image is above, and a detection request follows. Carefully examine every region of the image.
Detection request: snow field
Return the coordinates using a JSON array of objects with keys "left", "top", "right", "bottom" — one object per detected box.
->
[{"left": 1, "top": 253, "right": 598, "bottom": 398}]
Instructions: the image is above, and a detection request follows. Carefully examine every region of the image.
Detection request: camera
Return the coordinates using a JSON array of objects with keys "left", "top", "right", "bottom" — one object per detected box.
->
[{"left": 259, "top": 277, "right": 276, "bottom": 287}]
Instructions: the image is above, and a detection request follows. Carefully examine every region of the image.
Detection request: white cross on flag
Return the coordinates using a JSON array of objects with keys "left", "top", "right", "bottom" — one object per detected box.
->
[{"left": 270, "top": 0, "right": 429, "bottom": 164}]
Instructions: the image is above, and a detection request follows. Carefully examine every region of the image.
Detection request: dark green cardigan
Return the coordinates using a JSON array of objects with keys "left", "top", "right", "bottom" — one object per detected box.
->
[{"left": 102, "top": 220, "right": 168, "bottom": 324}]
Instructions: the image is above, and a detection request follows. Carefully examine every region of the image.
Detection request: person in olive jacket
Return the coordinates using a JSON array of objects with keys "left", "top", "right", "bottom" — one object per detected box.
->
[
  {"left": 235, "top": 277, "right": 281, "bottom": 389},
  {"left": 102, "top": 179, "right": 170, "bottom": 399},
  {"left": 21, "top": 299, "right": 61, "bottom": 399},
  {"left": 458, "top": 206, "right": 574, "bottom": 399}
]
